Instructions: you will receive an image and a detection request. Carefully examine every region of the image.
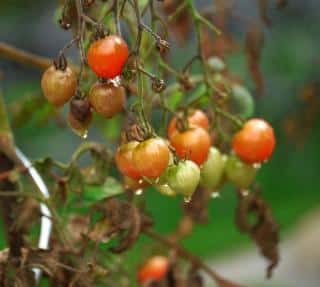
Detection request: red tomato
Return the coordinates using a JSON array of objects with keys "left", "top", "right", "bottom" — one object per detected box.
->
[
  {"left": 123, "top": 176, "right": 149, "bottom": 191},
  {"left": 170, "top": 127, "right": 211, "bottom": 165},
  {"left": 115, "top": 141, "right": 141, "bottom": 180},
  {"left": 232, "top": 118, "right": 275, "bottom": 164},
  {"left": 168, "top": 109, "right": 209, "bottom": 139},
  {"left": 87, "top": 35, "right": 129, "bottom": 79},
  {"left": 132, "top": 138, "right": 170, "bottom": 178},
  {"left": 89, "top": 82, "right": 126, "bottom": 118},
  {"left": 138, "top": 256, "right": 169, "bottom": 284}
]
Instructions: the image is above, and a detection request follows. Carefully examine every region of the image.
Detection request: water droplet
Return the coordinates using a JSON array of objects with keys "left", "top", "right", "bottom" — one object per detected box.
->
[
  {"left": 241, "top": 189, "right": 249, "bottom": 196},
  {"left": 138, "top": 179, "right": 144, "bottom": 184},
  {"left": 253, "top": 163, "right": 261, "bottom": 169},
  {"left": 184, "top": 196, "right": 192, "bottom": 203},
  {"left": 135, "top": 189, "right": 143, "bottom": 196},
  {"left": 211, "top": 192, "right": 220, "bottom": 199}
]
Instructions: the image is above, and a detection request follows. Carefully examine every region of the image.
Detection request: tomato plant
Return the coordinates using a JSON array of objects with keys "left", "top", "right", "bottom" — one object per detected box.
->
[{"left": 0, "top": 0, "right": 282, "bottom": 286}]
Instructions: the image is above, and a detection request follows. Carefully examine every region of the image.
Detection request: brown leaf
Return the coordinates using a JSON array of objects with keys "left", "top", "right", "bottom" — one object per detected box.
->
[
  {"left": 236, "top": 190, "right": 279, "bottom": 278},
  {"left": 245, "top": 26, "right": 265, "bottom": 95},
  {"left": 257, "top": 0, "right": 271, "bottom": 26}
]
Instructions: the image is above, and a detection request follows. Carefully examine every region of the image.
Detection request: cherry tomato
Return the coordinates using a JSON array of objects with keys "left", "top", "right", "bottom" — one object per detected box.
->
[
  {"left": 170, "top": 127, "right": 211, "bottom": 165},
  {"left": 41, "top": 65, "right": 77, "bottom": 107},
  {"left": 89, "top": 82, "right": 126, "bottom": 118},
  {"left": 224, "top": 155, "right": 257, "bottom": 189},
  {"left": 138, "top": 256, "right": 169, "bottom": 284},
  {"left": 166, "top": 160, "right": 200, "bottom": 199},
  {"left": 200, "top": 147, "right": 226, "bottom": 189},
  {"left": 115, "top": 141, "right": 141, "bottom": 180},
  {"left": 232, "top": 118, "right": 275, "bottom": 164},
  {"left": 132, "top": 138, "right": 170, "bottom": 178},
  {"left": 87, "top": 35, "right": 129, "bottom": 79},
  {"left": 168, "top": 109, "right": 209, "bottom": 139}
]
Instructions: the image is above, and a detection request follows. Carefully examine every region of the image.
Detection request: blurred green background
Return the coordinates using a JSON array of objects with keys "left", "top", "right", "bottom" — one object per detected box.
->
[{"left": 1, "top": 1, "right": 320, "bottom": 286}]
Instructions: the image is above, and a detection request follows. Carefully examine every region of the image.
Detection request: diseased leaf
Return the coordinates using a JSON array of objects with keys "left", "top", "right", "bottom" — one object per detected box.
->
[
  {"left": 236, "top": 189, "right": 279, "bottom": 278},
  {"left": 245, "top": 26, "right": 265, "bottom": 96}
]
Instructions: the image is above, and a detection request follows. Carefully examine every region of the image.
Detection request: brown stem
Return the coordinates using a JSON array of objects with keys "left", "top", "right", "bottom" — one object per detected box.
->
[{"left": 143, "top": 229, "right": 246, "bottom": 287}]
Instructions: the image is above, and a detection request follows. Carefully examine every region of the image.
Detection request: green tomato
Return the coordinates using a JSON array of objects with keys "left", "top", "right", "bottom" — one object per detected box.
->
[
  {"left": 167, "top": 160, "right": 200, "bottom": 199},
  {"left": 225, "top": 155, "right": 257, "bottom": 189},
  {"left": 155, "top": 184, "right": 177, "bottom": 197},
  {"left": 207, "top": 56, "right": 226, "bottom": 72},
  {"left": 200, "top": 147, "right": 226, "bottom": 189},
  {"left": 230, "top": 84, "right": 254, "bottom": 119}
]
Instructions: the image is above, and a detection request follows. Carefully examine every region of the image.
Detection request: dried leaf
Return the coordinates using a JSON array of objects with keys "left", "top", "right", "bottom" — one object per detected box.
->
[
  {"left": 257, "top": 0, "right": 271, "bottom": 26},
  {"left": 245, "top": 26, "right": 265, "bottom": 95},
  {"left": 236, "top": 190, "right": 279, "bottom": 278}
]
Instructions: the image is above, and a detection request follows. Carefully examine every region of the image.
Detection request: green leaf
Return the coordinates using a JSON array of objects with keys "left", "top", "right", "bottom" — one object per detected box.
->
[
  {"left": 167, "top": 90, "right": 184, "bottom": 110},
  {"left": 82, "top": 177, "right": 124, "bottom": 204}
]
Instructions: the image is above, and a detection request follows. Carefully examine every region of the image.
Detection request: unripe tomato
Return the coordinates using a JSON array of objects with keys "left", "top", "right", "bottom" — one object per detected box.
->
[
  {"left": 115, "top": 141, "right": 141, "bottom": 180},
  {"left": 89, "top": 82, "right": 126, "bottom": 118},
  {"left": 224, "top": 155, "right": 257, "bottom": 189},
  {"left": 168, "top": 109, "right": 209, "bottom": 139},
  {"left": 41, "top": 65, "right": 77, "bottom": 107},
  {"left": 138, "top": 256, "right": 169, "bottom": 284},
  {"left": 170, "top": 127, "right": 211, "bottom": 165},
  {"left": 87, "top": 35, "right": 129, "bottom": 79},
  {"left": 232, "top": 118, "right": 275, "bottom": 164},
  {"left": 230, "top": 84, "right": 254, "bottom": 119},
  {"left": 200, "top": 147, "right": 226, "bottom": 189},
  {"left": 155, "top": 184, "right": 177, "bottom": 197},
  {"left": 167, "top": 160, "right": 200, "bottom": 199},
  {"left": 132, "top": 138, "right": 170, "bottom": 178}
]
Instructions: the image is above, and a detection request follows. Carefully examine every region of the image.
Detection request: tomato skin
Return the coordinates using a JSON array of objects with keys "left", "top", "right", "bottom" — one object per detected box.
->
[
  {"left": 170, "top": 127, "right": 211, "bottom": 165},
  {"left": 138, "top": 256, "right": 169, "bottom": 284},
  {"left": 200, "top": 147, "right": 226, "bottom": 189},
  {"left": 132, "top": 138, "right": 170, "bottom": 178},
  {"left": 232, "top": 119, "right": 275, "bottom": 164},
  {"left": 87, "top": 35, "right": 129, "bottom": 79},
  {"left": 168, "top": 109, "right": 209, "bottom": 139},
  {"left": 89, "top": 82, "right": 126, "bottom": 118},
  {"left": 41, "top": 65, "right": 77, "bottom": 107},
  {"left": 115, "top": 141, "right": 141, "bottom": 180},
  {"left": 225, "top": 155, "right": 257, "bottom": 189}
]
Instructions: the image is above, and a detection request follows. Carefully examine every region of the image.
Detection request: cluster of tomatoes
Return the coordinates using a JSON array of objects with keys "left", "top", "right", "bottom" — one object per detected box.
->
[
  {"left": 41, "top": 33, "right": 276, "bottom": 201},
  {"left": 117, "top": 108, "right": 275, "bottom": 201},
  {"left": 41, "top": 35, "right": 129, "bottom": 136}
]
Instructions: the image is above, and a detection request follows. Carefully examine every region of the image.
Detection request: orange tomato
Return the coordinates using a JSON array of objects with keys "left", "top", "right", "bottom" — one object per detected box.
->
[
  {"left": 232, "top": 118, "right": 275, "bottom": 164},
  {"left": 138, "top": 256, "right": 169, "bottom": 284},
  {"left": 87, "top": 35, "right": 129, "bottom": 79},
  {"left": 132, "top": 138, "right": 170, "bottom": 178},
  {"left": 170, "top": 127, "right": 211, "bottom": 165},
  {"left": 115, "top": 141, "right": 141, "bottom": 180},
  {"left": 168, "top": 109, "right": 209, "bottom": 139}
]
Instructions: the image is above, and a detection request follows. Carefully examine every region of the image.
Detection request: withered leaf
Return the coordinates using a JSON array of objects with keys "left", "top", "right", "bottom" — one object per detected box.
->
[
  {"left": 236, "top": 190, "right": 279, "bottom": 278},
  {"left": 245, "top": 26, "right": 265, "bottom": 96},
  {"left": 257, "top": 0, "right": 271, "bottom": 26}
]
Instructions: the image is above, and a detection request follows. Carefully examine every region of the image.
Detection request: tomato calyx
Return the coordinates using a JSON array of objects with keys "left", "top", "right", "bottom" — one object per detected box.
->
[{"left": 53, "top": 54, "right": 68, "bottom": 71}]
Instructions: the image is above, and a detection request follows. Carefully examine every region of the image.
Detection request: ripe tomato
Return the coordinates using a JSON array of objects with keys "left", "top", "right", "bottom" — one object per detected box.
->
[
  {"left": 41, "top": 65, "right": 77, "bottom": 107},
  {"left": 168, "top": 109, "right": 209, "bottom": 139},
  {"left": 89, "top": 82, "right": 126, "bottom": 118},
  {"left": 115, "top": 141, "right": 141, "bottom": 180},
  {"left": 224, "top": 155, "right": 257, "bottom": 189},
  {"left": 87, "top": 35, "right": 129, "bottom": 79},
  {"left": 132, "top": 138, "right": 170, "bottom": 178},
  {"left": 232, "top": 118, "right": 275, "bottom": 164},
  {"left": 166, "top": 160, "right": 200, "bottom": 199},
  {"left": 200, "top": 147, "right": 226, "bottom": 189},
  {"left": 138, "top": 256, "right": 169, "bottom": 284},
  {"left": 170, "top": 127, "right": 211, "bottom": 165}
]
